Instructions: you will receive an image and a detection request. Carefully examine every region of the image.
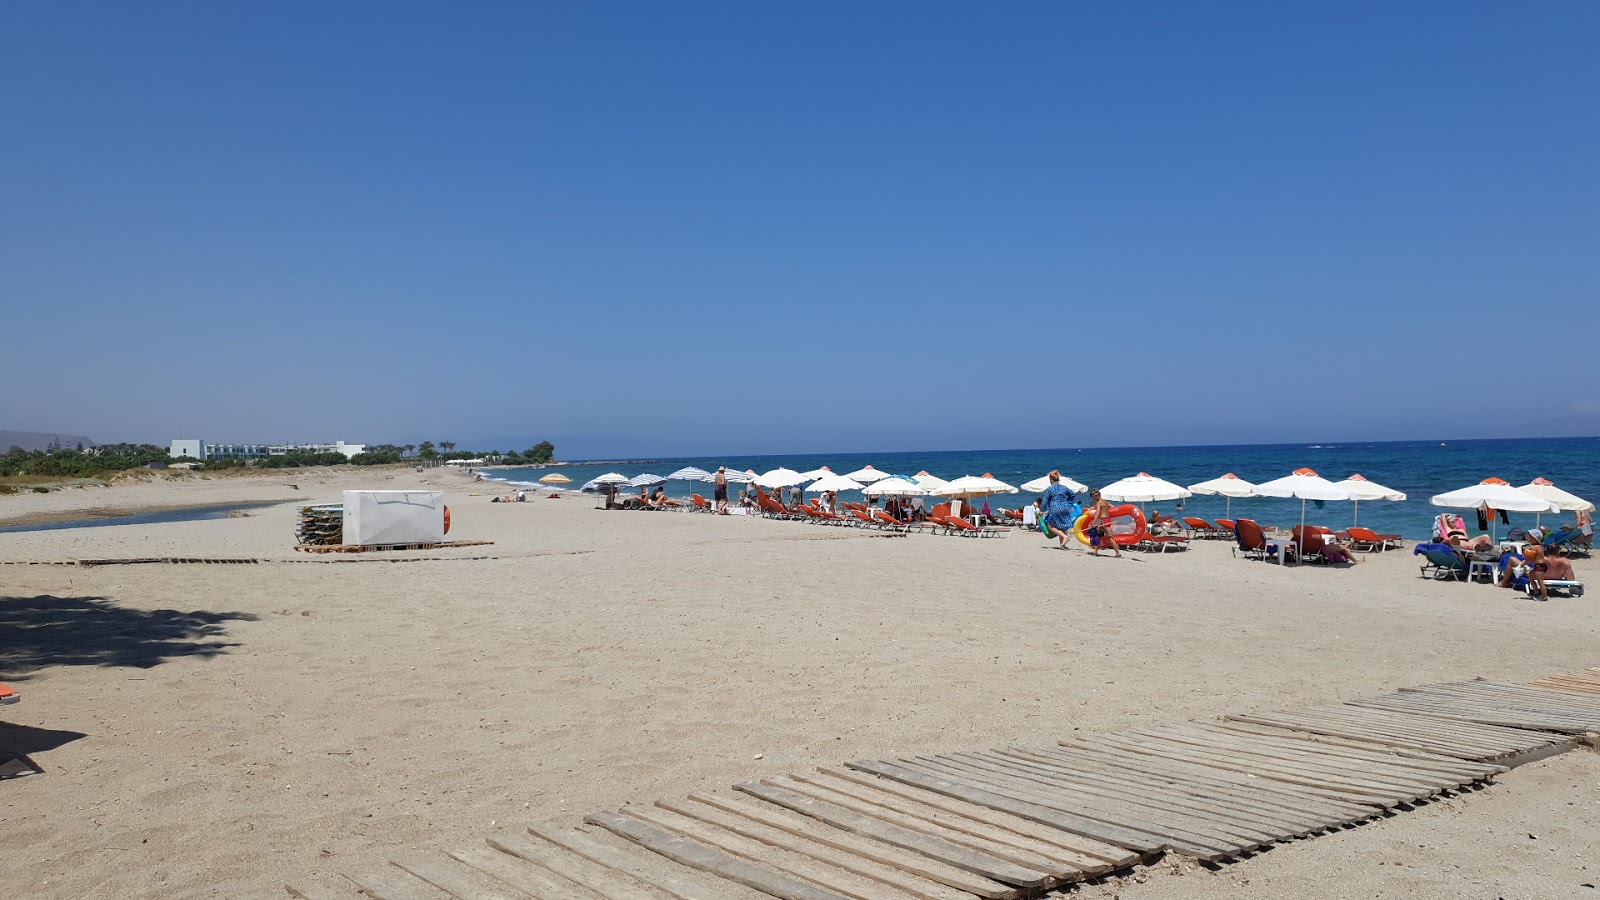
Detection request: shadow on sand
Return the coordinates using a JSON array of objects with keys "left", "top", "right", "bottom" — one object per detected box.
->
[{"left": 0, "top": 594, "right": 258, "bottom": 681}]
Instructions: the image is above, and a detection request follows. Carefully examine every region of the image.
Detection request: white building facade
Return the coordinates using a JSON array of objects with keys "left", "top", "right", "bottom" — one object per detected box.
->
[{"left": 169, "top": 439, "right": 367, "bottom": 461}]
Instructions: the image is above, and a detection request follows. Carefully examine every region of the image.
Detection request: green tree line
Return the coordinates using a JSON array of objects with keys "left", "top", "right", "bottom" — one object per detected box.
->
[{"left": 0, "top": 440, "right": 556, "bottom": 478}]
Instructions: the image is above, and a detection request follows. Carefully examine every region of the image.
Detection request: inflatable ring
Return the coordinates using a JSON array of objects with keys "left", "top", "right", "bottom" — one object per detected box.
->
[
  {"left": 1071, "top": 504, "right": 1147, "bottom": 547},
  {"left": 443, "top": 505, "right": 451, "bottom": 535}
]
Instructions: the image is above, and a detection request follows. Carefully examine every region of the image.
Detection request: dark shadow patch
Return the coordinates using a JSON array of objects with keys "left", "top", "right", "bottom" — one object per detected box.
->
[{"left": 0, "top": 595, "right": 257, "bottom": 680}]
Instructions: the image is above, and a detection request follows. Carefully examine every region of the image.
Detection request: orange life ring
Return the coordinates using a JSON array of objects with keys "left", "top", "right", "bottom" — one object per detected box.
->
[{"left": 443, "top": 505, "right": 451, "bottom": 534}]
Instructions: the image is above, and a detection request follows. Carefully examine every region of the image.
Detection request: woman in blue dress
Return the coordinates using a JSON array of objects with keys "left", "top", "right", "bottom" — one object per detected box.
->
[{"left": 1040, "top": 471, "right": 1079, "bottom": 550}]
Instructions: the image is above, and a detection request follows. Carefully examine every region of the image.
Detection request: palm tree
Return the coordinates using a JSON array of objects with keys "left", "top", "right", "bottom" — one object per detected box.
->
[
  {"left": 441, "top": 441, "right": 456, "bottom": 457},
  {"left": 402, "top": 444, "right": 415, "bottom": 458}
]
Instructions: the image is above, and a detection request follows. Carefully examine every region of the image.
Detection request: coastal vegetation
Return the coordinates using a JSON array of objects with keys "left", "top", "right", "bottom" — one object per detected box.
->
[{"left": 0, "top": 440, "right": 559, "bottom": 486}]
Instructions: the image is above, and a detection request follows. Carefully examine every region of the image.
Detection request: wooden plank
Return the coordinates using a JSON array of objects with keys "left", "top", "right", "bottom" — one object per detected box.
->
[
  {"left": 903, "top": 756, "right": 1250, "bottom": 856},
  {"left": 767, "top": 774, "right": 1078, "bottom": 877},
  {"left": 1012, "top": 746, "right": 1340, "bottom": 832},
  {"left": 844, "top": 760, "right": 1167, "bottom": 857},
  {"left": 1043, "top": 743, "right": 1371, "bottom": 822},
  {"left": 528, "top": 823, "right": 757, "bottom": 900},
  {"left": 984, "top": 749, "right": 1317, "bottom": 839},
  {"left": 736, "top": 780, "right": 1057, "bottom": 888},
  {"left": 884, "top": 757, "right": 1225, "bottom": 860},
  {"left": 1075, "top": 733, "right": 1404, "bottom": 806},
  {"left": 452, "top": 845, "right": 609, "bottom": 900},
  {"left": 815, "top": 765, "right": 1136, "bottom": 867},
  {"left": 1194, "top": 723, "right": 1501, "bottom": 780},
  {"left": 1207, "top": 721, "right": 1508, "bottom": 775},
  {"left": 700, "top": 793, "right": 1018, "bottom": 899},
  {"left": 791, "top": 769, "right": 1116, "bottom": 874},
  {"left": 487, "top": 830, "right": 676, "bottom": 900},
  {"left": 1131, "top": 726, "right": 1453, "bottom": 793},
  {"left": 1123, "top": 728, "right": 1444, "bottom": 795},
  {"left": 586, "top": 810, "right": 853, "bottom": 900},
  {"left": 1225, "top": 711, "right": 1508, "bottom": 758},
  {"left": 394, "top": 853, "right": 535, "bottom": 900},
  {"left": 964, "top": 749, "right": 1293, "bottom": 839},
  {"left": 663, "top": 796, "right": 981, "bottom": 900},
  {"left": 349, "top": 869, "right": 456, "bottom": 900},
  {"left": 625, "top": 803, "right": 930, "bottom": 900}
]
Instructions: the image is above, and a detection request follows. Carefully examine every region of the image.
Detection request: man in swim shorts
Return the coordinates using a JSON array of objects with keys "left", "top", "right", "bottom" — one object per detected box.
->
[{"left": 714, "top": 466, "right": 730, "bottom": 514}]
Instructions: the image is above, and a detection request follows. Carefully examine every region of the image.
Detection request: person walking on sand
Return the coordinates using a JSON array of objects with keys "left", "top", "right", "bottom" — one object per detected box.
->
[
  {"left": 1088, "top": 489, "right": 1122, "bottom": 558},
  {"left": 714, "top": 466, "right": 730, "bottom": 515},
  {"left": 1040, "top": 471, "right": 1079, "bottom": 550}
]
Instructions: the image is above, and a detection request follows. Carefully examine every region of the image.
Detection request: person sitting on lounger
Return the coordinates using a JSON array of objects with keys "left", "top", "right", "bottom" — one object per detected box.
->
[
  {"left": 649, "top": 486, "right": 668, "bottom": 508},
  {"left": 1499, "top": 544, "right": 1546, "bottom": 594},
  {"left": 1321, "top": 540, "right": 1363, "bottom": 565}
]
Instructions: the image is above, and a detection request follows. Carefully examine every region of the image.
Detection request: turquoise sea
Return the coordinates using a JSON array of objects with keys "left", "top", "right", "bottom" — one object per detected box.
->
[{"left": 481, "top": 437, "right": 1600, "bottom": 540}]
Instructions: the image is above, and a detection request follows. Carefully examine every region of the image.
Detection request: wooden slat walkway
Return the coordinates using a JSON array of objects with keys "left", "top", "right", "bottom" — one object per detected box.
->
[{"left": 288, "top": 672, "right": 1600, "bottom": 899}]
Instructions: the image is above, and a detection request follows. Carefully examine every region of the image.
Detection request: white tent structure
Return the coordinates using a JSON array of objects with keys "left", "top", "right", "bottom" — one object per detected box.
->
[
  {"left": 668, "top": 466, "right": 713, "bottom": 482},
  {"left": 1100, "top": 473, "right": 1192, "bottom": 505},
  {"left": 844, "top": 465, "right": 892, "bottom": 483},
  {"left": 861, "top": 477, "right": 927, "bottom": 497},
  {"left": 1020, "top": 473, "right": 1088, "bottom": 493},
  {"left": 1331, "top": 473, "right": 1406, "bottom": 526},
  {"left": 1517, "top": 477, "right": 1594, "bottom": 526},
  {"left": 755, "top": 468, "right": 809, "bottom": 489},
  {"left": 1186, "top": 473, "right": 1258, "bottom": 519},
  {"left": 1251, "top": 468, "right": 1352, "bottom": 547},
  {"left": 910, "top": 471, "right": 949, "bottom": 492},
  {"left": 1431, "top": 478, "right": 1559, "bottom": 539}
]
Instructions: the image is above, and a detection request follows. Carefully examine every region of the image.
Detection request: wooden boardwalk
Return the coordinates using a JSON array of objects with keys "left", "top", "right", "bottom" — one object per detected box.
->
[{"left": 287, "top": 672, "right": 1600, "bottom": 899}]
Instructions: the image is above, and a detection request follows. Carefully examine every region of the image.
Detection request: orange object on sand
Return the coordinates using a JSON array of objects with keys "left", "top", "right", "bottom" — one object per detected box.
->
[
  {"left": 0, "top": 683, "right": 19, "bottom": 705},
  {"left": 443, "top": 506, "right": 451, "bottom": 534}
]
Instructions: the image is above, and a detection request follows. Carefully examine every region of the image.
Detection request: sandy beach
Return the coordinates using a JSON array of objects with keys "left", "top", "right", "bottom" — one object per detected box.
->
[{"left": 2, "top": 467, "right": 1596, "bottom": 899}]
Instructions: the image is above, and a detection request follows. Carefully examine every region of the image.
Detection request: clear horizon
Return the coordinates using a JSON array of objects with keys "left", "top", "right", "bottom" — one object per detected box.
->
[{"left": 5, "top": 2, "right": 1597, "bottom": 458}]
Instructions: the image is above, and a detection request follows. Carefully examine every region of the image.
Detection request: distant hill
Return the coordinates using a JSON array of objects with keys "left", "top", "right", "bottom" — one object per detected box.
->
[{"left": 0, "top": 430, "right": 96, "bottom": 452}]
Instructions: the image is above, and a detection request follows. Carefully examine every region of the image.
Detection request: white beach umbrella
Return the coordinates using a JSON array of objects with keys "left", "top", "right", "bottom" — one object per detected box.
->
[
  {"left": 1431, "top": 477, "right": 1560, "bottom": 539},
  {"left": 1186, "top": 472, "right": 1257, "bottom": 519},
  {"left": 627, "top": 472, "right": 667, "bottom": 487},
  {"left": 797, "top": 466, "right": 834, "bottom": 480},
  {"left": 668, "top": 466, "right": 713, "bottom": 482},
  {"left": 1020, "top": 473, "right": 1089, "bottom": 494},
  {"left": 716, "top": 468, "right": 757, "bottom": 484},
  {"left": 934, "top": 474, "right": 1020, "bottom": 498},
  {"left": 844, "top": 465, "right": 892, "bottom": 483},
  {"left": 755, "top": 467, "right": 809, "bottom": 489},
  {"left": 1331, "top": 473, "right": 1406, "bottom": 526},
  {"left": 591, "top": 472, "right": 631, "bottom": 485},
  {"left": 910, "top": 471, "right": 949, "bottom": 492},
  {"left": 1100, "top": 472, "right": 1193, "bottom": 504},
  {"left": 805, "top": 473, "right": 865, "bottom": 493},
  {"left": 1251, "top": 467, "right": 1352, "bottom": 547},
  {"left": 1517, "top": 477, "right": 1594, "bottom": 526},
  {"left": 861, "top": 477, "right": 928, "bottom": 497}
]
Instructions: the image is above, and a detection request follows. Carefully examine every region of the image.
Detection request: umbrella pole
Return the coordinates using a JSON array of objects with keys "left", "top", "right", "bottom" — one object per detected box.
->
[
  {"left": 1299, "top": 499, "right": 1307, "bottom": 563},
  {"left": 1352, "top": 498, "right": 1359, "bottom": 528}
]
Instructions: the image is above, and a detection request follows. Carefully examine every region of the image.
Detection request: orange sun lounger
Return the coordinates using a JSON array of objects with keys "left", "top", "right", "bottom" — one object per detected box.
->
[{"left": 0, "top": 683, "right": 19, "bottom": 705}]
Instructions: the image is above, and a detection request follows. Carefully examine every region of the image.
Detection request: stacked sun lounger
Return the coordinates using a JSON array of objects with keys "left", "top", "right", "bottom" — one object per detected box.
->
[{"left": 296, "top": 505, "right": 344, "bottom": 545}]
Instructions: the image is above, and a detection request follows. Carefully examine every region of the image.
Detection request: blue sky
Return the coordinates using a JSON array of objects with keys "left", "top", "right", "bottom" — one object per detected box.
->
[{"left": 4, "top": 1, "right": 1596, "bottom": 458}]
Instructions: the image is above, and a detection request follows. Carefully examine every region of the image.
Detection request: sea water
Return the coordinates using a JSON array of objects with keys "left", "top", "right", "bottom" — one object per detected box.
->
[{"left": 480, "top": 437, "right": 1600, "bottom": 540}]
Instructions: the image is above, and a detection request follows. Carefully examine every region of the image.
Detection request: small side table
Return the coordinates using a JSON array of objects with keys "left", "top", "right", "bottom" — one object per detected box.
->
[{"left": 1468, "top": 559, "right": 1498, "bottom": 583}]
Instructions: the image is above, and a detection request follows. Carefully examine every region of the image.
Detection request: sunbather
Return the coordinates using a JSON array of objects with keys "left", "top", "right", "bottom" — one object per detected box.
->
[
  {"left": 1444, "top": 530, "right": 1494, "bottom": 553},
  {"left": 1321, "top": 540, "right": 1363, "bottom": 565}
]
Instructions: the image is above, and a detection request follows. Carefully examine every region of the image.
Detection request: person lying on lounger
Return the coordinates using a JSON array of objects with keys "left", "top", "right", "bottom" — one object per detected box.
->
[{"left": 1445, "top": 529, "right": 1495, "bottom": 553}]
